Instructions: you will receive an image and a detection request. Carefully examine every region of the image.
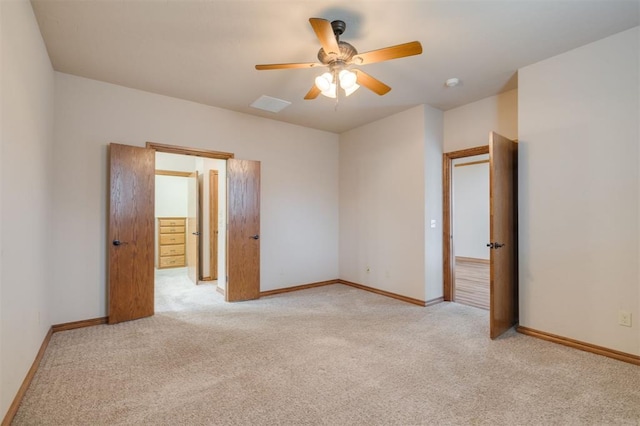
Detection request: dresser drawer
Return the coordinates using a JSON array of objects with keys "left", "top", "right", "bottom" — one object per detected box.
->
[
  {"left": 159, "top": 255, "right": 185, "bottom": 268},
  {"left": 160, "top": 233, "right": 185, "bottom": 245},
  {"left": 160, "top": 244, "right": 185, "bottom": 256},
  {"left": 159, "top": 218, "right": 186, "bottom": 227},
  {"left": 160, "top": 226, "right": 185, "bottom": 234}
]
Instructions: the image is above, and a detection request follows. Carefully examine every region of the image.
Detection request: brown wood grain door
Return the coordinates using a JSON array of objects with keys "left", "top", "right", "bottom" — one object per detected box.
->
[
  {"left": 489, "top": 132, "right": 518, "bottom": 339},
  {"left": 226, "top": 159, "right": 260, "bottom": 301},
  {"left": 108, "top": 143, "right": 155, "bottom": 324},
  {"left": 187, "top": 171, "right": 199, "bottom": 284}
]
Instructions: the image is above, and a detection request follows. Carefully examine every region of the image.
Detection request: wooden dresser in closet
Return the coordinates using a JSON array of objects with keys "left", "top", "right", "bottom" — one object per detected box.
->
[{"left": 157, "top": 217, "right": 186, "bottom": 269}]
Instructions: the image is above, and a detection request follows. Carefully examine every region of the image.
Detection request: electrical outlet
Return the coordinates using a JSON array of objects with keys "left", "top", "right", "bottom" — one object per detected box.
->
[{"left": 618, "top": 310, "right": 632, "bottom": 327}]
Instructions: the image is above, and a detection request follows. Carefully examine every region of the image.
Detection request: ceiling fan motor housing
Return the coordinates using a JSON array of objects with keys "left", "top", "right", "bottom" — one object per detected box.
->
[
  {"left": 317, "top": 41, "right": 358, "bottom": 65},
  {"left": 316, "top": 20, "right": 357, "bottom": 66}
]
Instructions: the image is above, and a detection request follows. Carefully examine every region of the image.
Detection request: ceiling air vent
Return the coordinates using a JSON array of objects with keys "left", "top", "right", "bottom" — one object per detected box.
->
[{"left": 250, "top": 95, "right": 291, "bottom": 113}]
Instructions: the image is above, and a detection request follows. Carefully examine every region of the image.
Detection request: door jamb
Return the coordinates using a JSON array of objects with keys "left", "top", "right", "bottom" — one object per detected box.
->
[{"left": 442, "top": 145, "right": 489, "bottom": 301}]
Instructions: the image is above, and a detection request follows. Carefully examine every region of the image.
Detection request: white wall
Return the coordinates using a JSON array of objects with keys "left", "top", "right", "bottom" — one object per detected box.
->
[
  {"left": 339, "top": 105, "right": 443, "bottom": 302},
  {"left": 444, "top": 89, "right": 518, "bottom": 152},
  {"left": 519, "top": 27, "right": 639, "bottom": 355},
  {"left": 155, "top": 176, "right": 189, "bottom": 218},
  {"left": 424, "top": 106, "right": 445, "bottom": 301},
  {"left": 453, "top": 155, "right": 490, "bottom": 260},
  {"left": 0, "top": 0, "right": 55, "bottom": 416},
  {"left": 156, "top": 151, "right": 197, "bottom": 173},
  {"left": 51, "top": 72, "right": 339, "bottom": 324}
]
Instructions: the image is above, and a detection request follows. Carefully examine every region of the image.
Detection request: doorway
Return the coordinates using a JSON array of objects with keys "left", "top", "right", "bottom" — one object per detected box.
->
[
  {"left": 442, "top": 132, "right": 518, "bottom": 339},
  {"left": 443, "top": 145, "right": 489, "bottom": 305},
  {"left": 146, "top": 141, "right": 261, "bottom": 304},
  {"left": 154, "top": 152, "right": 227, "bottom": 307},
  {"left": 450, "top": 154, "right": 490, "bottom": 310},
  {"left": 108, "top": 142, "right": 261, "bottom": 324}
]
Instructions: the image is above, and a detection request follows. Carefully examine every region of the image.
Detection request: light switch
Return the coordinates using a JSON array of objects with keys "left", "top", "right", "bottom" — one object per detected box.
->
[{"left": 430, "top": 219, "right": 436, "bottom": 228}]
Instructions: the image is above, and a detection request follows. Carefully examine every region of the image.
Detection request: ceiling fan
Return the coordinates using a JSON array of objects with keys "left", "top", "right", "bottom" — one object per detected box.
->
[{"left": 255, "top": 18, "right": 423, "bottom": 100}]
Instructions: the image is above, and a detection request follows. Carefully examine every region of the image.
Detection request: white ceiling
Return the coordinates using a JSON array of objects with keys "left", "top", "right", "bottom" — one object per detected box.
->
[{"left": 31, "top": 0, "right": 639, "bottom": 134}]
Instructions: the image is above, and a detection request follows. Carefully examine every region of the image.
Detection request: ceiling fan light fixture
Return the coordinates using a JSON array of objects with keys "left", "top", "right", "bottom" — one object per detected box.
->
[
  {"left": 321, "top": 82, "right": 337, "bottom": 98},
  {"left": 339, "top": 69, "right": 357, "bottom": 89},
  {"left": 344, "top": 83, "right": 360, "bottom": 97},
  {"left": 315, "top": 72, "right": 333, "bottom": 92}
]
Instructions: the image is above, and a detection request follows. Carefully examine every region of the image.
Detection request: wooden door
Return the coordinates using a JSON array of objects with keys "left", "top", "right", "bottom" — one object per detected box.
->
[
  {"left": 108, "top": 143, "right": 155, "bottom": 324},
  {"left": 226, "top": 159, "right": 260, "bottom": 301},
  {"left": 210, "top": 170, "right": 219, "bottom": 280},
  {"left": 489, "top": 132, "right": 518, "bottom": 339},
  {"left": 187, "top": 171, "right": 199, "bottom": 284}
]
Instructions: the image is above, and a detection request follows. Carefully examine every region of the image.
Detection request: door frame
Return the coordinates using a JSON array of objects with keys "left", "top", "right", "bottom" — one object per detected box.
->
[
  {"left": 147, "top": 142, "right": 235, "bottom": 160},
  {"left": 442, "top": 145, "right": 489, "bottom": 302}
]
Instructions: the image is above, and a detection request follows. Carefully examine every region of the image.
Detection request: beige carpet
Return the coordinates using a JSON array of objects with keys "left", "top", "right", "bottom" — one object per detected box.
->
[
  {"left": 154, "top": 267, "right": 225, "bottom": 313},
  {"left": 12, "top": 270, "right": 640, "bottom": 425}
]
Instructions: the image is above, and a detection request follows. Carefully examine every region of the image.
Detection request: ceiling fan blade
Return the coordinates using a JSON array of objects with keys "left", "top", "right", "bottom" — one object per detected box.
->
[
  {"left": 304, "top": 85, "right": 321, "bottom": 100},
  {"left": 354, "top": 70, "right": 391, "bottom": 95},
  {"left": 309, "top": 18, "right": 340, "bottom": 58},
  {"left": 255, "top": 62, "right": 321, "bottom": 70},
  {"left": 352, "top": 41, "right": 423, "bottom": 65}
]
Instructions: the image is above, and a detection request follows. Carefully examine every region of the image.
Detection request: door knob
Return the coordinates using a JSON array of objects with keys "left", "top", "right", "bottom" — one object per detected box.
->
[
  {"left": 487, "top": 242, "right": 505, "bottom": 249},
  {"left": 250, "top": 235, "right": 260, "bottom": 240},
  {"left": 112, "top": 240, "right": 128, "bottom": 246},
  {"left": 192, "top": 232, "right": 201, "bottom": 236}
]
